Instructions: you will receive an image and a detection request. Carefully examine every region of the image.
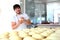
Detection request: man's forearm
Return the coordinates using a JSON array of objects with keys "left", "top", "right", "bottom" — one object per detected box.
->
[{"left": 25, "top": 20, "right": 31, "bottom": 25}]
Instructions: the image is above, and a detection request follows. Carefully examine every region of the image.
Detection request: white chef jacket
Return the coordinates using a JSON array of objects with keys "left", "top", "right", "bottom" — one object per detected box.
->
[{"left": 11, "top": 13, "right": 29, "bottom": 30}]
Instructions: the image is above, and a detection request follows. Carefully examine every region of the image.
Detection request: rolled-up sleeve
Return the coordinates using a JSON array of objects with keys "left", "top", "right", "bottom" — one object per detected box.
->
[{"left": 11, "top": 16, "right": 16, "bottom": 22}]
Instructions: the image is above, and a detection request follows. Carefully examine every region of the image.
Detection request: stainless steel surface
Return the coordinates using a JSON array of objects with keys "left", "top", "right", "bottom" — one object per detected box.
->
[{"left": 37, "top": 24, "right": 60, "bottom": 28}]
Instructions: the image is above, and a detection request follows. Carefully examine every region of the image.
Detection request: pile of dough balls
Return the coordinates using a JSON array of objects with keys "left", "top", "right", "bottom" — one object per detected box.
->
[{"left": 0, "top": 27, "right": 60, "bottom": 40}]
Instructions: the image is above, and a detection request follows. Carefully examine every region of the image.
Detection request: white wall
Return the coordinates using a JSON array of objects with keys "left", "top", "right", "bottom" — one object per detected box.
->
[
  {"left": 0, "top": 0, "right": 20, "bottom": 34},
  {"left": 47, "top": 2, "right": 60, "bottom": 23}
]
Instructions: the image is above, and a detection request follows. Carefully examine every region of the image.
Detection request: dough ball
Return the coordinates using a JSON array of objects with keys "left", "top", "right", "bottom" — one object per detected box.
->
[
  {"left": 42, "top": 39, "right": 46, "bottom": 40},
  {"left": 45, "top": 30, "right": 53, "bottom": 34},
  {"left": 9, "top": 31, "right": 18, "bottom": 36},
  {"left": 41, "top": 32, "right": 48, "bottom": 36},
  {"left": 0, "top": 38, "right": 9, "bottom": 40},
  {"left": 9, "top": 36, "right": 22, "bottom": 40},
  {"left": 32, "top": 34, "right": 43, "bottom": 40},
  {"left": 22, "top": 29, "right": 30, "bottom": 33},
  {"left": 41, "top": 31, "right": 50, "bottom": 37},
  {"left": 0, "top": 32, "right": 9, "bottom": 38},
  {"left": 29, "top": 32, "right": 35, "bottom": 35},
  {"left": 18, "top": 31, "right": 29, "bottom": 38},
  {"left": 23, "top": 36, "right": 36, "bottom": 40}
]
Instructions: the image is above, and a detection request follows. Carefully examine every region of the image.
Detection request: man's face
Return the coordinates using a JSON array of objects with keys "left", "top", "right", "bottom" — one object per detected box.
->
[{"left": 14, "top": 7, "right": 21, "bottom": 14}]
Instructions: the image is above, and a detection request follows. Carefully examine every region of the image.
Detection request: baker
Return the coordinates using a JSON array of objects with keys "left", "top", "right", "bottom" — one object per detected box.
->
[{"left": 11, "top": 4, "right": 31, "bottom": 30}]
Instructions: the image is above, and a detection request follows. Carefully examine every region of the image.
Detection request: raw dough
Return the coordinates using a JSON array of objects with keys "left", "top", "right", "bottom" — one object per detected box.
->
[{"left": 23, "top": 36, "right": 36, "bottom": 40}]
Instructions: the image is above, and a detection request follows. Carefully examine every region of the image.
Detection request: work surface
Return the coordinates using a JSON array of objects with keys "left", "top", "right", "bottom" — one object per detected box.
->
[
  {"left": 0, "top": 27, "right": 60, "bottom": 40},
  {"left": 37, "top": 24, "right": 60, "bottom": 28}
]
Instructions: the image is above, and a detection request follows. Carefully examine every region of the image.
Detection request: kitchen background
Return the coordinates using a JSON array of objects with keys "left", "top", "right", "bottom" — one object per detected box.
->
[{"left": 0, "top": 0, "right": 60, "bottom": 33}]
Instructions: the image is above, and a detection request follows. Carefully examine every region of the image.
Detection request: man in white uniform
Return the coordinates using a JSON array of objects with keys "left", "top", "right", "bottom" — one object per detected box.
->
[{"left": 11, "top": 4, "right": 31, "bottom": 30}]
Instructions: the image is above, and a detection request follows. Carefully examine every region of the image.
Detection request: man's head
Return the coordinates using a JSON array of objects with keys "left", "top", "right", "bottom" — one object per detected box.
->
[{"left": 13, "top": 4, "right": 21, "bottom": 14}]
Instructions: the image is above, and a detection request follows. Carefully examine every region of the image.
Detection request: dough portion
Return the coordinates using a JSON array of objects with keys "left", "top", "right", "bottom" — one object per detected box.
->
[
  {"left": 9, "top": 36, "right": 22, "bottom": 40},
  {"left": 18, "top": 31, "right": 29, "bottom": 38},
  {"left": 0, "top": 38, "right": 9, "bottom": 40},
  {"left": 22, "top": 29, "right": 30, "bottom": 33},
  {"left": 23, "top": 36, "right": 36, "bottom": 40},
  {"left": 0, "top": 32, "right": 9, "bottom": 38},
  {"left": 32, "top": 34, "right": 43, "bottom": 40},
  {"left": 9, "top": 31, "right": 18, "bottom": 36}
]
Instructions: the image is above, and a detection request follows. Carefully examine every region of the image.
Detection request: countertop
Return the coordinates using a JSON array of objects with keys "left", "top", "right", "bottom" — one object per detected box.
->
[
  {"left": 37, "top": 24, "right": 60, "bottom": 26},
  {"left": 37, "top": 24, "right": 60, "bottom": 28}
]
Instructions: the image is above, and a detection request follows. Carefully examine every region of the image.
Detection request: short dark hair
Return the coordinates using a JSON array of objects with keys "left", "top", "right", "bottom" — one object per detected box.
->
[{"left": 13, "top": 4, "right": 21, "bottom": 10}]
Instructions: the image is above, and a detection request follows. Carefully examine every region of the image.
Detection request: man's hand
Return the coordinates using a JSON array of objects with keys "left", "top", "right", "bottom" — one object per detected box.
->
[
  {"left": 18, "top": 17, "right": 31, "bottom": 25},
  {"left": 18, "top": 17, "right": 25, "bottom": 24}
]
